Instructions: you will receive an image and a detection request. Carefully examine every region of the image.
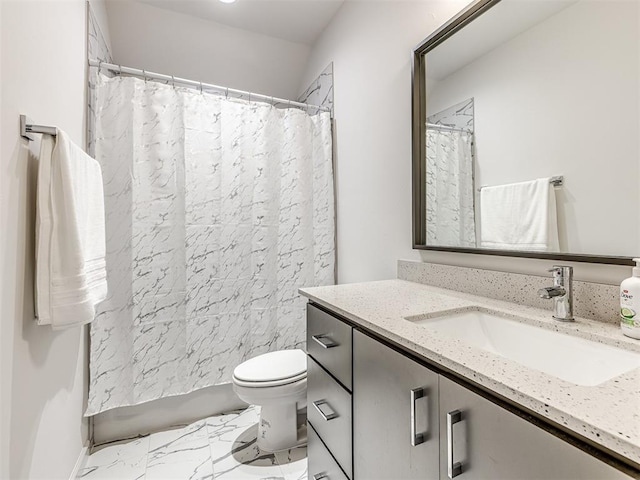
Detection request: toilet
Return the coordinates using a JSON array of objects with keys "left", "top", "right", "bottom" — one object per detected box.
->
[{"left": 232, "top": 349, "right": 307, "bottom": 452}]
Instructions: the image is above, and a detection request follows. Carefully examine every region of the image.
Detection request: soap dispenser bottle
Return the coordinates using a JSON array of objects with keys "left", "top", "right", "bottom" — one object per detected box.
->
[{"left": 621, "top": 258, "right": 640, "bottom": 339}]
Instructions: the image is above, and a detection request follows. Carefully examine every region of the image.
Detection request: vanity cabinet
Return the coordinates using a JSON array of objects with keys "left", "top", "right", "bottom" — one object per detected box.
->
[
  {"left": 353, "top": 330, "right": 439, "bottom": 479},
  {"left": 307, "top": 304, "right": 353, "bottom": 479},
  {"left": 307, "top": 302, "right": 635, "bottom": 480},
  {"left": 438, "top": 376, "right": 630, "bottom": 480},
  {"left": 308, "top": 425, "right": 349, "bottom": 480}
]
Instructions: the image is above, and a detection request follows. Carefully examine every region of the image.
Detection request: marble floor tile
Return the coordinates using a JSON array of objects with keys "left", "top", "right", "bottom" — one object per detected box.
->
[
  {"left": 148, "top": 419, "right": 209, "bottom": 451},
  {"left": 145, "top": 441, "right": 213, "bottom": 480},
  {"left": 78, "top": 406, "right": 306, "bottom": 480},
  {"left": 77, "top": 437, "right": 150, "bottom": 480},
  {"left": 275, "top": 447, "right": 307, "bottom": 480},
  {"left": 146, "top": 420, "right": 213, "bottom": 480},
  {"left": 205, "top": 406, "right": 260, "bottom": 445},
  {"left": 210, "top": 439, "right": 284, "bottom": 480}
]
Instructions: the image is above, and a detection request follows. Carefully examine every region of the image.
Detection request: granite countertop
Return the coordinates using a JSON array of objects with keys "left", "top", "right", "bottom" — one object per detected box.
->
[{"left": 299, "top": 279, "right": 640, "bottom": 467}]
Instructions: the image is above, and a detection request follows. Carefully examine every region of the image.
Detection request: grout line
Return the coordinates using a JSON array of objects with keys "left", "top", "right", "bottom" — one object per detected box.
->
[
  {"left": 204, "top": 412, "right": 216, "bottom": 479},
  {"left": 140, "top": 433, "right": 151, "bottom": 480}
]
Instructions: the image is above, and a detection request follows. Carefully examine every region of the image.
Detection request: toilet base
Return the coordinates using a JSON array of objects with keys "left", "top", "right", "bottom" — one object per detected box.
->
[{"left": 257, "top": 403, "right": 305, "bottom": 453}]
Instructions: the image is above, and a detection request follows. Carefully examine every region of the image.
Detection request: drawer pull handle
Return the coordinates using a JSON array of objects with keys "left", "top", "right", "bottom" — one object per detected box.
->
[
  {"left": 312, "top": 400, "right": 339, "bottom": 421},
  {"left": 410, "top": 387, "right": 428, "bottom": 446},
  {"left": 447, "top": 410, "right": 463, "bottom": 479},
  {"left": 312, "top": 474, "right": 329, "bottom": 480},
  {"left": 312, "top": 334, "right": 339, "bottom": 349}
]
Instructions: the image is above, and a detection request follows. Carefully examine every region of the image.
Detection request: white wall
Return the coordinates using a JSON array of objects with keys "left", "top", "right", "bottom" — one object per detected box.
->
[
  {"left": 301, "top": 0, "right": 635, "bottom": 286},
  {"left": 105, "top": 0, "right": 311, "bottom": 100},
  {"left": 0, "top": 1, "right": 88, "bottom": 478},
  {"left": 427, "top": 0, "right": 639, "bottom": 257},
  {"left": 299, "top": 0, "right": 470, "bottom": 283},
  {"left": 0, "top": 1, "right": 6, "bottom": 475}
]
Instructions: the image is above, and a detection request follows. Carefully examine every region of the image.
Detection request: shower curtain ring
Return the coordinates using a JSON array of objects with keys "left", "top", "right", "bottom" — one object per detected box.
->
[
  {"left": 199, "top": 82, "right": 203, "bottom": 94},
  {"left": 142, "top": 70, "right": 147, "bottom": 82},
  {"left": 97, "top": 61, "right": 102, "bottom": 74},
  {"left": 225, "top": 88, "right": 229, "bottom": 99},
  {"left": 171, "top": 75, "right": 175, "bottom": 88},
  {"left": 248, "top": 93, "right": 252, "bottom": 103},
  {"left": 118, "top": 64, "right": 123, "bottom": 75}
]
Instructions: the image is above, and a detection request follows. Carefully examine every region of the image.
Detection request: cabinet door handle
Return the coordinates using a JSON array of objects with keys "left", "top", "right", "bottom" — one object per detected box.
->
[
  {"left": 311, "top": 334, "right": 339, "bottom": 349},
  {"left": 312, "top": 474, "right": 329, "bottom": 480},
  {"left": 312, "top": 400, "right": 339, "bottom": 421},
  {"left": 447, "top": 410, "right": 463, "bottom": 478},
  {"left": 410, "top": 387, "right": 428, "bottom": 446}
]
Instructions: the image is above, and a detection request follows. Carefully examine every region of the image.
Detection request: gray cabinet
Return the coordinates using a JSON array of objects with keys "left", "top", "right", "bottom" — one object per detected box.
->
[
  {"left": 439, "top": 376, "right": 631, "bottom": 480},
  {"left": 307, "top": 304, "right": 353, "bottom": 480},
  {"left": 308, "top": 357, "right": 352, "bottom": 478},
  {"left": 307, "top": 304, "right": 353, "bottom": 390},
  {"left": 353, "top": 330, "right": 440, "bottom": 479},
  {"left": 308, "top": 424, "right": 349, "bottom": 480}
]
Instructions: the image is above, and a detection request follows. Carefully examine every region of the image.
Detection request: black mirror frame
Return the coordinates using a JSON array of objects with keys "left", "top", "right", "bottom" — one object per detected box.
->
[{"left": 411, "top": 0, "right": 634, "bottom": 266}]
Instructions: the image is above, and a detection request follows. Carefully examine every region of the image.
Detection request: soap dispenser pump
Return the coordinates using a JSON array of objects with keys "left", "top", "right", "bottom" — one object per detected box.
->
[{"left": 620, "top": 258, "right": 640, "bottom": 339}]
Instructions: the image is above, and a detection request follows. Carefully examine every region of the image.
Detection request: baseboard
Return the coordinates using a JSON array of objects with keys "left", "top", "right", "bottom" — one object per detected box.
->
[{"left": 68, "top": 444, "right": 89, "bottom": 480}]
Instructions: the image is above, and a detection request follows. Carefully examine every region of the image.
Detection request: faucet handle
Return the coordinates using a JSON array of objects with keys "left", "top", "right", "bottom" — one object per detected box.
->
[{"left": 538, "top": 286, "right": 566, "bottom": 299}]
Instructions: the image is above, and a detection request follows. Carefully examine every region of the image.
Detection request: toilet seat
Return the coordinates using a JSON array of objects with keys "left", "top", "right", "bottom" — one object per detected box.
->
[
  {"left": 233, "top": 349, "right": 307, "bottom": 388},
  {"left": 233, "top": 371, "right": 307, "bottom": 388}
]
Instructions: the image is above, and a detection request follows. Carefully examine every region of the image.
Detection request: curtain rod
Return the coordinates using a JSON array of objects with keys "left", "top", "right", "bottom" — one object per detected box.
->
[
  {"left": 89, "top": 60, "right": 331, "bottom": 115},
  {"left": 426, "top": 123, "right": 472, "bottom": 133}
]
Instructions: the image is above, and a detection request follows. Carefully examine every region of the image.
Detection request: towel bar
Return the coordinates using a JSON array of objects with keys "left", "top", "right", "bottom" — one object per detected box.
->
[
  {"left": 477, "top": 175, "right": 563, "bottom": 192},
  {"left": 20, "top": 115, "right": 57, "bottom": 141}
]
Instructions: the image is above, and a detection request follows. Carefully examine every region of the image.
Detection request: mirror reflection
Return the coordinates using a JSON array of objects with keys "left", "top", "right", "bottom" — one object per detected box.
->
[{"left": 423, "top": 0, "right": 639, "bottom": 257}]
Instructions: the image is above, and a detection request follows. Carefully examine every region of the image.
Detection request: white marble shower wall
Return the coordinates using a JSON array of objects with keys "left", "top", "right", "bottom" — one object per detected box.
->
[
  {"left": 427, "top": 97, "right": 474, "bottom": 131},
  {"left": 298, "top": 63, "right": 334, "bottom": 116},
  {"left": 87, "top": 3, "right": 113, "bottom": 157}
]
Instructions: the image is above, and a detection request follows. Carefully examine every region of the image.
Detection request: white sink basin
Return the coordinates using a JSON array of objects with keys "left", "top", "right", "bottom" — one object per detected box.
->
[{"left": 407, "top": 308, "right": 640, "bottom": 386}]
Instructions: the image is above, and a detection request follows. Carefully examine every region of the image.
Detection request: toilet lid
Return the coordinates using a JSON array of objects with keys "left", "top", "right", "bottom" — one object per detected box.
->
[{"left": 233, "top": 349, "right": 307, "bottom": 383}]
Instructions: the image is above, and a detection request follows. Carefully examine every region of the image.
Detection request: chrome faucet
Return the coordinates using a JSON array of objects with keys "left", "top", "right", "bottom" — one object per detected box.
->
[{"left": 538, "top": 266, "right": 574, "bottom": 322}]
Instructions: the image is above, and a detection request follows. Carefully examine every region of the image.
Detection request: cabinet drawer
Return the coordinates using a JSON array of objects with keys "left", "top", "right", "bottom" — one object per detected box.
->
[
  {"left": 307, "top": 304, "right": 352, "bottom": 390},
  {"left": 308, "top": 423, "right": 349, "bottom": 480},
  {"left": 308, "top": 356, "right": 352, "bottom": 478}
]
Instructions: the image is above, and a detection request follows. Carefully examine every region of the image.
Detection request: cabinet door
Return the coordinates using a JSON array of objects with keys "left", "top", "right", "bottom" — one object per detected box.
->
[
  {"left": 439, "top": 376, "right": 632, "bottom": 480},
  {"left": 353, "top": 330, "right": 440, "bottom": 479}
]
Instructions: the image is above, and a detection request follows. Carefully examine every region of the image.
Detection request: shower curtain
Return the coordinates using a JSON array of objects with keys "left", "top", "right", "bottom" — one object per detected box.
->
[
  {"left": 425, "top": 128, "right": 476, "bottom": 248},
  {"left": 87, "top": 75, "right": 334, "bottom": 415}
]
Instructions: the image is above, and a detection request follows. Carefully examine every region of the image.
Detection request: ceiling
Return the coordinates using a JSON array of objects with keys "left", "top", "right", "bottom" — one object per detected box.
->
[{"left": 135, "top": 0, "right": 345, "bottom": 45}]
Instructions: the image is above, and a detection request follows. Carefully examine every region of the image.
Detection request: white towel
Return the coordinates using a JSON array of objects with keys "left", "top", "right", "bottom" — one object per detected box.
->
[
  {"left": 480, "top": 178, "right": 559, "bottom": 252},
  {"left": 36, "top": 129, "right": 107, "bottom": 329}
]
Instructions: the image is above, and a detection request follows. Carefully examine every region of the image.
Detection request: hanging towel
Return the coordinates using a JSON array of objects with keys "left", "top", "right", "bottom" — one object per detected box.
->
[
  {"left": 36, "top": 129, "right": 107, "bottom": 329},
  {"left": 480, "top": 177, "right": 559, "bottom": 252}
]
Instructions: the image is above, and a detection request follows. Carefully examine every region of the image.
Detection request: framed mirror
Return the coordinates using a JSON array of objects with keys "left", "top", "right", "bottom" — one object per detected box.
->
[{"left": 412, "top": 0, "right": 638, "bottom": 265}]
